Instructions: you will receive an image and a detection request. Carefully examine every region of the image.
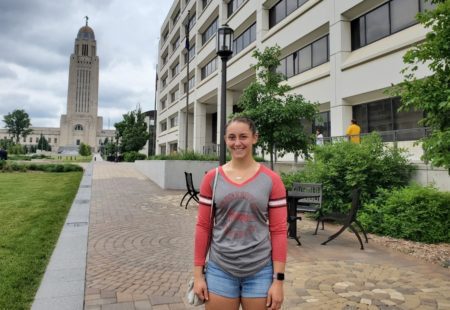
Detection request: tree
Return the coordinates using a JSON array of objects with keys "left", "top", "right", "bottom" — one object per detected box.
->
[
  {"left": 37, "top": 134, "right": 51, "bottom": 152},
  {"left": 3, "top": 109, "right": 33, "bottom": 143},
  {"left": 392, "top": 0, "right": 450, "bottom": 172},
  {"left": 236, "top": 46, "right": 318, "bottom": 169},
  {"left": 114, "top": 108, "right": 149, "bottom": 153},
  {"left": 79, "top": 142, "right": 92, "bottom": 156}
]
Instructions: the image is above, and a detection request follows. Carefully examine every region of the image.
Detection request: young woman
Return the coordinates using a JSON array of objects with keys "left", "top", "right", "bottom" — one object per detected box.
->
[{"left": 193, "top": 117, "right": 287, "bottom": 310}]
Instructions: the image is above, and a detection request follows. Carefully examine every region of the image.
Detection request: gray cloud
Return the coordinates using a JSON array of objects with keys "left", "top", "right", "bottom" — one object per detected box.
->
[{"left": 0, "top": 0, "right": 171, "bottom": 128}]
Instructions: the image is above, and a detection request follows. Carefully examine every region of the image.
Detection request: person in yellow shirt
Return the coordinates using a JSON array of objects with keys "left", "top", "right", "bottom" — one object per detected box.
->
[{"left": 346, "top": 119, "right": 361, "bottom": 143}]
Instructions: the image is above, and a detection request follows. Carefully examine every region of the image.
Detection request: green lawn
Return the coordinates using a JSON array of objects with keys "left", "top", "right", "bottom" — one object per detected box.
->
[{"left": 0, "top": 171, "right": 83, "bottom": 310}]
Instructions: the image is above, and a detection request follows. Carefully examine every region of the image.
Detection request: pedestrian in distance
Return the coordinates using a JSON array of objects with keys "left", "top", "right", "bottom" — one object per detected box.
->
[
  {"left": 193, "top": 116, "right": 287, "bottom": 310},
  {"left": 316, "top": 128, "right": 324, "bottom": 146},
  {"left": 346, "top": 119, "right": 361, "bottom": 143}
]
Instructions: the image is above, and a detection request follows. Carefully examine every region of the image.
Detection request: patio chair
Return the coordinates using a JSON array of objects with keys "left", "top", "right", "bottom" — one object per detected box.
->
[
  {"left": 319, "top": 188, "right": 368, "bottom": 250},
  {"left": 291, "top": 182, "right": 324, "bottom": 235},
  {"left": 180, "top": 172, "right": 199, "bottom": 209}
]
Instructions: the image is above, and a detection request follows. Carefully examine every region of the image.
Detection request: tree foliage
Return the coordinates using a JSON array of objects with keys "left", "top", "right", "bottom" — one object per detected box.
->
[
  {"left": 281, "top": 133, "right": 414, "bottom": 214},
  {"left": 78, "top": 142, "right": 92, "bottom": 156},
  {"left": 236, "top": 46, "right": 318, "bottom": 169},
  {"left": 37, "top": 134, "right": 51, "bottom": 152},
  {"left": 3, "top": 109, "right": 33, "bottom": 143},
  {"left": 115, "top": 108, "right": 149, "bottom": 153},
  {"left": 392, "top": 0, "right": 450, "bottom": 171}
]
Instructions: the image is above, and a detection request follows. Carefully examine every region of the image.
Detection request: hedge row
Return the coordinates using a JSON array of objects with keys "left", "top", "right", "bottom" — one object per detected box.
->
[{"left": 0, "top": 160, "right": 83, "bottom": 173}]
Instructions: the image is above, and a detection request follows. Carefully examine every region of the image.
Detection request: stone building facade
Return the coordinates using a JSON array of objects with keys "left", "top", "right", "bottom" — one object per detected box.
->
[{"left": 1, "top": 20, "right": 115, "bottom": 153}]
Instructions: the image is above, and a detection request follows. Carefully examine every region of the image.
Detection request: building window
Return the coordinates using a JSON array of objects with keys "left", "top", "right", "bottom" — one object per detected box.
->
[
  {"left": 170, "top": 115, "right": 178, "bottom": 128},
  {"left": 161, "top": 98, "right": 167, "bottom": 110},
  {"left": 232, "top": 23, "right": 256, "bottom": 56},
  {"left": 82, "top": 44, "right": 88, "bottom": 56},
  {"left": 184, "top": 75, "right": 195, "bottom": 92},
  {"left": 169, "top": 142, "right": 178, "bottom": 153},
  {"left": 227, "top": 0, "right": 246, "bottom": 17},
  {"left": 171, "top": 89, "right": 179, "bottom": 102},
  {"left": 188, "top": 14, "right": 196, "bottom": 31},
  {"left": 269, "top": 0, "right": 308, "bottom": 28},
  {"left": 173, "top": 9, "right": 180, "bottom": 24},
  {"left": 202, "top": 18, "right": 218, "bottom": 45},
  {"left": 313, "top": 111, "right": 331, "bottom": 138},
  {"left": 162, "top": 53, "right": 168, "bottom": 66},
  {"left": 74, "top": 124, "right": 83, "bottom": 131},
  {"left": 171, "top": 62, "right": 180, "bottom": 77},
  {"left": 76, "top": 139, "right": 80, "bottom": 145},
  {"left": 54, "top": 138, "right": 57, "bottom": 143},
  {"left": 172, "top": 36, "right": 180, "bottom": 51},
  {"left": 162, "top": 76, "right": 167, "bottom": 88},
  {"left": 201, "top": 57, "right": 217, "bottom": 80},
  {"left": 185, "top": 43, "right": 196, "bottom": 63},
  {"left": 160, "top": 121, "right": 167, "bottom": 132},
  {"left": 351, "top": 0, "right": 435, "bottom": 50},
  {"left": 162, "top": 30, "right": 169, "bottom": 43},
  {"left": 160, "top": 144, "right": 167, "bottom": 155},
  {"left": 352, "top": 97, "right": 424, "bottom": 141},
  {"left": 29, "top": 137, "right": 32, "bottom": 142},
  {"left": 202, "top": 0, "right": 212, "bottom": 10},
  {"left": 277, "top": 35, "right": 329, "bottom": 78}
]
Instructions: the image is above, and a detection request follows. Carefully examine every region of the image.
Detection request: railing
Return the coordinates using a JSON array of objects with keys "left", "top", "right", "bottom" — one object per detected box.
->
[
  {"left": 201, "top": 128, "right": 430, "bottom": 155},
  {"left": 203, "top": 144, "right": 219, "bottom": 155},
  {"left": 321, "top": 127, "right": 431, "bottom": 144}
]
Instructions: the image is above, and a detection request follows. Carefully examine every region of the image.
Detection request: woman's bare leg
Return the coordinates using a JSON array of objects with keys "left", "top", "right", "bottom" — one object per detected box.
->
[
  {"left": 205, "top": 293, "right": 240, "bottom": 310},
  {"left": 241, "top": 297, "right": 268, "bottom": 310}
]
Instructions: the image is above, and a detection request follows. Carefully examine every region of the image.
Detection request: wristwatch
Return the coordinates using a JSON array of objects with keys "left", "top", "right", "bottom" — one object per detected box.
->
[{"left": 273, "top": 273, "right": 285, "bottom": 281}]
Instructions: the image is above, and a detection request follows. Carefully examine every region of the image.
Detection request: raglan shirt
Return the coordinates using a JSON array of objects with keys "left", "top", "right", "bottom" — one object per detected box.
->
[{"left": 194, "top": 164, "right": 287, "bottom": 278}]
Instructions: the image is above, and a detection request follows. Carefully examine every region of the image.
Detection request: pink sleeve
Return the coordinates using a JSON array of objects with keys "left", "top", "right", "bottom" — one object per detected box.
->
[
  {"left": 194, "top": 169, "right": 216, "bottom": 266},
  {"left": 268, "top": 172, "right": 287, "bottom": 263}
]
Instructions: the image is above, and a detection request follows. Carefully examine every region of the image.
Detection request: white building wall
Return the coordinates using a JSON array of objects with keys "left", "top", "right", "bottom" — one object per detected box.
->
[{"left": 156, "top": 0, "right": 435, "bottom": 159}]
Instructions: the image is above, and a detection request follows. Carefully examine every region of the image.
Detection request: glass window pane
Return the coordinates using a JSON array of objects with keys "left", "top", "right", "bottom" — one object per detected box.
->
[
  {"left": 286, "top": 54, "right": 295, "bottom": 78},
  {"left": 299, "top": 45, "right": 311, "bottom": 72},
  {"left": 242, "top": 30, "right": 250, "bottom": 49},
  {"left": 298, "top": 0, "right": 307, "bottom": 6},
  {"left": 287, "top": 0, "right": 297, "bottom": 15},
  {"left": 365, "top": 4, "right": 390, "bottom": 44},
  {"left": 276, "top": 58, "right": 286, "bottom": 77},
  {"left": 275, "top": 1, "right": 286, "bottom": 24},
  {"left": 368, "top": 99, "right": 393, "bottom": 132},
  {"left": 312, "top": 36, "right": 328, "bottom": 67},
  {"left": 390, "top": 0, "right": 418, "bottom": 33},
  {"left": 250, "top": 24, "right": 256, "bottom": 42},
  {"left": 353, "top": 104, "right": 368, "bottom": 133},
  {"left": 236, "top": 36, "right": 243, "bottom": 53}
]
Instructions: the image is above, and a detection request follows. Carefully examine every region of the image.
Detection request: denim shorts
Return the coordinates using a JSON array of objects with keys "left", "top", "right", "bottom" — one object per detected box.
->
[{"left": 205, "top": 261, "right": 273, "bottom": 298}]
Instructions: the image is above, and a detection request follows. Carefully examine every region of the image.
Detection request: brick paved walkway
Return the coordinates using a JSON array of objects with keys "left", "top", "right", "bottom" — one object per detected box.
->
[{"left": 84, "top": 162, "right": 450, "bottom": 310}]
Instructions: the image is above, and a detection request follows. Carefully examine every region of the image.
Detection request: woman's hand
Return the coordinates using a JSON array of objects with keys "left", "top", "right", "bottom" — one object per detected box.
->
[
  {"left": 266, "top": 281, "right": 283, "bottom": 310},
  {"left": 194, "top": 275, "right": 209, "bottom": 302}
]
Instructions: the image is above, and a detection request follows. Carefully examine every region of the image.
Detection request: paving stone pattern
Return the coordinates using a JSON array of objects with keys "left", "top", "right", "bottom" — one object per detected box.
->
[{"left": 85, "top": 162, "right": 450, "bottom": 310}]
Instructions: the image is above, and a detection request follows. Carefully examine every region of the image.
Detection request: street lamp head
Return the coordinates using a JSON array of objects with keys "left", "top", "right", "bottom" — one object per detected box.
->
[{"left": 216, "top": 24, "right": 234, "bottom": 58}]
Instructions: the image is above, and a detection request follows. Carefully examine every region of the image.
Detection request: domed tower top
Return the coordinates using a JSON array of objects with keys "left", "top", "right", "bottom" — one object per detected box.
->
[{"left": 77, "top": 16, "right": 95, "bottom": 41}]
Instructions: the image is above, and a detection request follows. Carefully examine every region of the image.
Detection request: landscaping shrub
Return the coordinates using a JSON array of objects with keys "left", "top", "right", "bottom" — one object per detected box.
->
[
  {"left": 0, "top": 161, "right": 83, "bottom": 173},
  {"left": 359, "top": 185, "right": 450, "bottom": 243},
  {"left": 7, "top": 144, "right": 26, "bottom": 155},
  {"left": 281, "top": 133, "right": 414, "bottom": 213},
  {"left": 123, "top": 151, "right": 147, "bottom": 162},
  {"left": 148, "top": 150, "right": 265, "bottom": 162}
]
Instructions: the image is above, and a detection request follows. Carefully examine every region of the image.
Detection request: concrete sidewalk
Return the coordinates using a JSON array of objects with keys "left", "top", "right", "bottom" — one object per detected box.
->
[{"left": 83, "top": 162, "right": 450, "bottom": 310}]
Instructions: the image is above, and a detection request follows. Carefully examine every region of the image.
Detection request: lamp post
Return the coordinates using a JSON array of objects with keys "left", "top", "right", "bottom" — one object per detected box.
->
[
  {"left": 184, "top": 11, "right": 191, "bottom": 151},
  {"left": 216, "top": 24, "right": 234, "bottom": 165}
]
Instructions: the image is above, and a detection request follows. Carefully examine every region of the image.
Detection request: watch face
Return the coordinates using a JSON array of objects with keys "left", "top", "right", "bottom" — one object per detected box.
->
[{"left": 276, "top": 273, "right": 285, "bottom": 281}]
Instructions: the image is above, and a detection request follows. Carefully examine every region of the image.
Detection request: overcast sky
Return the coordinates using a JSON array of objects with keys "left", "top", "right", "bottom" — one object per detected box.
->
[{"left": 0, "top": 0, "right": 172, "bottom": 129}]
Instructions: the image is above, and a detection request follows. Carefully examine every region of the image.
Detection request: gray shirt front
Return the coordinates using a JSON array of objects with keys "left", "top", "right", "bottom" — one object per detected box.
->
[{"left": 208, "top": 165, "right": 284, "bottom": 277}]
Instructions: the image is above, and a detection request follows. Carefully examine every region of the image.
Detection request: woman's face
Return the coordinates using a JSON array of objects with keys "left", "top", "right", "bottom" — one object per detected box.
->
[{"left": 225, "top": 121, "right": 258, "bottom": 160}]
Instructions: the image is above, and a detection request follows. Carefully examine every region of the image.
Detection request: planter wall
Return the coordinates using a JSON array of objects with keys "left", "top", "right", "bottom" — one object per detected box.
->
[{"left": 135, "top": 160, "right": 219, "bottom": 190}]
